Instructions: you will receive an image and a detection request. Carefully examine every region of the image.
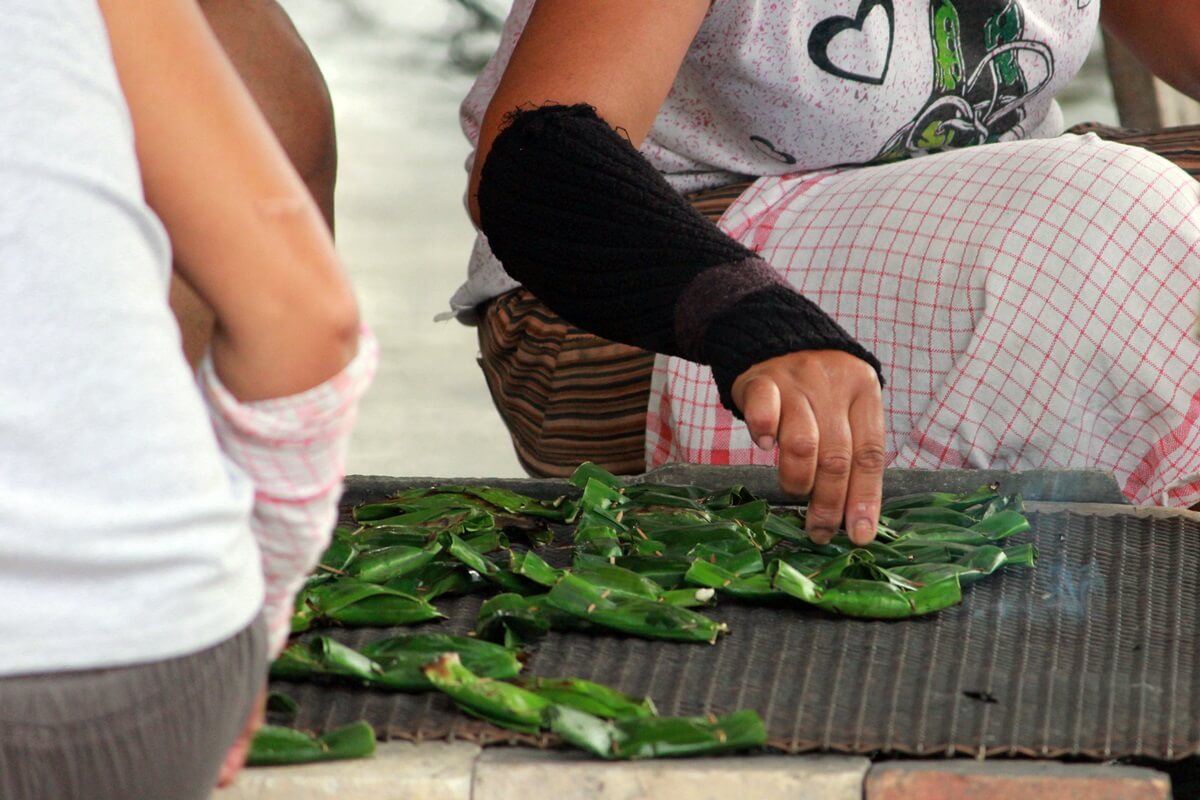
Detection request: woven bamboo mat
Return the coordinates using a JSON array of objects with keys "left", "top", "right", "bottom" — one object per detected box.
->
[{"left": 271, "top": 470, "right": 1200, "bottom": 761}]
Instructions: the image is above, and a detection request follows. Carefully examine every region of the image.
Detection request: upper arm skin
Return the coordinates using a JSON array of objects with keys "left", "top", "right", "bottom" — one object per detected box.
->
[
  {"left": 199, "top": 0, "right": 337, "bottom": 229},
  {"left": 466, "top": 0, "right": 712, "bottom": 226},
  {"left": 98, "top": 0, "right": 358, "bottom": 401},
  {"left": 1101, "top": 0, "right": 1200, "bottom": 102}
]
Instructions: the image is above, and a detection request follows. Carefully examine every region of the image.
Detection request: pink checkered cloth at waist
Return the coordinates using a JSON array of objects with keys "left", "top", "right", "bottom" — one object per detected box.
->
[
  {"left": 648, "top": 134, "right": 1200, "bottom": 507},
  {"left": 198, "top": 326, "right": 379, "bottom": 656}
]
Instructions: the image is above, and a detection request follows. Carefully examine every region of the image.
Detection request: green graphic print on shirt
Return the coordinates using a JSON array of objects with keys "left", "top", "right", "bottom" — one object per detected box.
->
[{"left": 874, "top": 0, "right": 1054, "bottom": 162}]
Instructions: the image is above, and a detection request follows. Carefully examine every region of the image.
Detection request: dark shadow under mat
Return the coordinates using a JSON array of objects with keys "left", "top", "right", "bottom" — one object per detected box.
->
[{"left": 274, "top": 481, "right": 1199, "bottom": 761}]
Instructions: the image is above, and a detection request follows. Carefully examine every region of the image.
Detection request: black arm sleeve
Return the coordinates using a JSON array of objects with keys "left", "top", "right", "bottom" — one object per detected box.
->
[{"left": 477, "top": 104, "right": 883, "bottom": 415}]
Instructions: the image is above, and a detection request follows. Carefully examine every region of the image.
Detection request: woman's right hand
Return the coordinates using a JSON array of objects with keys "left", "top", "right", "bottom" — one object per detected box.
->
[{"left": 732, "top": 350, "right": 886, "bottom": 545}]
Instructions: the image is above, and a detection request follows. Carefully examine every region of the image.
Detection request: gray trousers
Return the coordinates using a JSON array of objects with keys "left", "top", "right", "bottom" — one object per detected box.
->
[{"left": 0, "top": 618, "right": 266, "bottom": 800}]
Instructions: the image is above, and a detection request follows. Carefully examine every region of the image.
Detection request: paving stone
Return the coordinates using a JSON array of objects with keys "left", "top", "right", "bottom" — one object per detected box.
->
[
  {"left": 866, "top": 759, "right": 1171, "bottom": 800},
  {"left": 473, "top": 748, "right": 869, "bottom": 800},
  {"left": 211, "top": 741, "right": 480, "bottom": 800}
]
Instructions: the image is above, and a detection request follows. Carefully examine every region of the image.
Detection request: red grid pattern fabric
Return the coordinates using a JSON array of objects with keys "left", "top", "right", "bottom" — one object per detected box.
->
[
  {"left": 199, "top": 328, "right": 378, "bottom": 656},
  {"left": 646, "top": 134, "right": 1200, "bottom": 506}
]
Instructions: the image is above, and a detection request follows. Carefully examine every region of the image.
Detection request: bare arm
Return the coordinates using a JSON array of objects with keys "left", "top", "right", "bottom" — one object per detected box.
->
[
  {"left": 98, "top": 0, "right": 358, "bottom": 401},
  {"left": 470, "top": 1, "right": 885, "bottom": 542},
  {"left": 1102, "top": 0, "right": 1200, "bottom": 102},
  {"left": 466, "top": 0, "right": 711, "bottom": 225}
]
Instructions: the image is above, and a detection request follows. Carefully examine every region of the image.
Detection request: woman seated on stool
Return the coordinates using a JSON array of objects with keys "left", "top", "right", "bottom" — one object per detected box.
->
[{"left": 454, "top": 0, "right": 1200, "bottom": 545}]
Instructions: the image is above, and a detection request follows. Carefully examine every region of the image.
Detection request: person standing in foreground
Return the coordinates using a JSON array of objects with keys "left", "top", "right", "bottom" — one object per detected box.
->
[{"left": 0, "top": 1, "right": 376, "bottom": 797}]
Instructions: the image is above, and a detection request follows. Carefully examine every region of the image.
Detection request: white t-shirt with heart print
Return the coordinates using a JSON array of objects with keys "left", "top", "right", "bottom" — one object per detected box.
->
[{"left": 450, "top": 0, "right": 1101, "bottom": 315}]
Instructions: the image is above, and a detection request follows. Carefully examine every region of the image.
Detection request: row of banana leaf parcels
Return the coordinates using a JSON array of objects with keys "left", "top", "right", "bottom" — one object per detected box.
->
[{"left": 252, "top": 463, "right": 1037, "bottom": 764}]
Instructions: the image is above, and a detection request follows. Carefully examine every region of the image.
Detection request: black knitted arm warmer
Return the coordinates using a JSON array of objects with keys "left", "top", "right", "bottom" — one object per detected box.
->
[{"left": 477, "top": 104, "right": 883, "bottom": 415}]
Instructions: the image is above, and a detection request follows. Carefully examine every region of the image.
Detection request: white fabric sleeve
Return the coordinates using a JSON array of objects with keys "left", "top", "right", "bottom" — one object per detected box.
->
[{"left": 197, "top": 327, "right": 379, "bottom": 656}]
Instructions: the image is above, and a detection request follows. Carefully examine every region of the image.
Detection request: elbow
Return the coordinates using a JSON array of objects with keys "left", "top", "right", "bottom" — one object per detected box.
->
[
  {"left": 324, "top": 290, "right": 363, "bottom": 369},
  {"left": 295, "top": 272, "right": 362, "bottom": 376},
  {"left": 212, "top": 260, "right": 363, "bottom": 402}
]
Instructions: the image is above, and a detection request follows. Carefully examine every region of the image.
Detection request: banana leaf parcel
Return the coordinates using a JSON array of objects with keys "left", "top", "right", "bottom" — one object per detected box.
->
[{"left": 264, "top": 464, "right": 1039, "bottom": 765}]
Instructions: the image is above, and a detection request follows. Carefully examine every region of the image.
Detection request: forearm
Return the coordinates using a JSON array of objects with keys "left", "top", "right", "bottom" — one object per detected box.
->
[
  {"left": 465, "top": 0, "right": 709, "bottom": 226},
  {"left": 478, "top": 105, "right": 883, "bottom": 414},
  {"left": 1102, "top": 0, "right": 1200, "bottom": 102}
]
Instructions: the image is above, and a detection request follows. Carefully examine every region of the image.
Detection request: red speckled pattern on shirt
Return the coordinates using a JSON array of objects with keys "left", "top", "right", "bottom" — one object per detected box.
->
[
  {"left": 451, "top": 0, "right": 1101, "bottom": 314},
  {"left": 463, "top": 0, "right": 1099, "bottom": 191}
]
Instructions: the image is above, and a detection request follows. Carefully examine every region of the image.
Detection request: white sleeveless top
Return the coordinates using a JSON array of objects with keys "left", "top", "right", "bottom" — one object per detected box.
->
[
  {"left": 450, "top": 0, "right": 1100, "bottom": 315},
  {"left": 0, "top": 1, "right": 262, "bottom": 675}
]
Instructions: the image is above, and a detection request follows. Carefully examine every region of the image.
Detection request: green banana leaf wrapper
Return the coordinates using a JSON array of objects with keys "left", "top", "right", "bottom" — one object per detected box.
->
[
  {"left": 386, "top": 562, "right": 480, "bottom": 600},
  {"left": 363, "top": 633, "right": 522, "bottom": 690},
  {"left": 423, "top": 653, "right": 550, "bottom": 734},
  {"left": 546, "top": 573, "right": 727, "bottom": 644},
  {"left": 444, "top": 533, "right": 534, "bottom": 594},
  {"left": 685, "top": 559, "right": 783, "bottom": 601},
  {"left": 247, "top": 721, "right": 376, "bottom": 767},
  {"left": 890, "top": 543, "right": 1039, "bottom": 587},
  {"left": 301, "top": 465, "right": 1034, "bottom": 644},
  {"left": 316, "top": 531, "right": 357, "bottom": 573},
  {"left": 475, "top": 592, "right": 599, "bottom": 648},
  {"left": 770, "top": 559, "right": 963, "bottom": 618},
  {"left": 567, "top": 461, "right": 625, "bottom": 492},
  {"left": 516, "top": 677, "right": 657, "bottom": 720},
  {"left": 604, "top": 554, "right": 692, "bottom": 588},
  {"left": 344, "top": 540, "right": 443, "bottom": 583},
  {"left": 355, "top": 486, "right": 571, "bottom": 525},
  {"left": 476, "top": 592, "right": 551, "bottom": 646},
  {"left": 266, "top": 691, "right": 301, "bottom": 715},
  {"left": 351, "top": 526, "right": 436, "bottom": 550},
  {"left": 422, "top": 654, "right": 764, "bottom": 760},
  {"left": 879, "top": 484, "right": 1002, "bottom": 515},
  {"left": 271, "top": 636, "right": 381, "bottom": 684},
  {"left": 291, "top": 578, "right": 443, "bottom": 632},
  {"left": 438, "top": 485, "right": 576, "bottom": 521},
  {"left": 574, "top": 507, "right": 629, "bottom": 558},
  {"left": 270, "top": 634, "right": 521, "bottom": 692},
  {"left": 549, "top": 705, "right": 767, "bottom": 760}
]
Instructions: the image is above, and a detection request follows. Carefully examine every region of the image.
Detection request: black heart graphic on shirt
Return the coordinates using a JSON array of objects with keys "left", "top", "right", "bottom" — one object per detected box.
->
[{"left": 808, "top": 0, "right": 895, "bottom": 86}]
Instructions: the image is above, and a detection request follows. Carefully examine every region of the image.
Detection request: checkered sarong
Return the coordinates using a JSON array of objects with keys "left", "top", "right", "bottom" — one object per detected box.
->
[{"left": 647, "top": 134, "right": 1200, "bottom": 506}]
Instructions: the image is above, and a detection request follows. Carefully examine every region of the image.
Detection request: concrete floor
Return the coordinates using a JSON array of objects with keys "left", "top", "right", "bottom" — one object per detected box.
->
[
  {"left": 282, "top": 0, "right": 525, "bottom": 480},
  {"left": 215, "top": 742, "right": 1174, "bottom": 800},
  {"left": 279, "top": 1, "right": 1119, "bottom": 482}
]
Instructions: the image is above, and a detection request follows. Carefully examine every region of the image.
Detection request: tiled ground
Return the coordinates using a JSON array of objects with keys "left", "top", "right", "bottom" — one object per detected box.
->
[{"left": 214, "top": 743, "right": 1174, "bottom": 800}]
